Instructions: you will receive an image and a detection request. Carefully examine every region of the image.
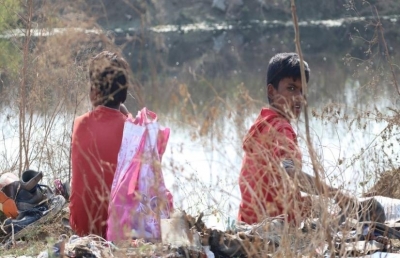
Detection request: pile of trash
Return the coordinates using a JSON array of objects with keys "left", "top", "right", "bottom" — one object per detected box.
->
[
  {"left": 31, "top": 201, "right": 400, "bottom": 257},
  {"left": 0, "top": 170, "right": 67, "bottom": 249},
  {"left": 3, "top": 171, "right": 400, "bottom": 257}
]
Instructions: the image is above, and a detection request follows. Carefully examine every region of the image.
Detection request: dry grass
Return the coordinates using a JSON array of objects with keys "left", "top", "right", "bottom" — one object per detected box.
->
[
  {"left": 1, "top": 0, "right": 400, "bottom": 257},
  {"left": 368, "top": 168, "right": 400, "bottom": 199}
]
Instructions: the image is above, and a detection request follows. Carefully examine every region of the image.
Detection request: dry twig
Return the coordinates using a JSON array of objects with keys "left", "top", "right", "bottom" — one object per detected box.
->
[{"left": 290, "top": 1, "right": 335, "bottom": 257}]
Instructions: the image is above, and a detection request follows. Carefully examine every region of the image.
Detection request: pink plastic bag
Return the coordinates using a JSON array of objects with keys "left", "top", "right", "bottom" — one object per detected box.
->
[{"left": 107, "top": 108, "right": 173, "bottom": 242}]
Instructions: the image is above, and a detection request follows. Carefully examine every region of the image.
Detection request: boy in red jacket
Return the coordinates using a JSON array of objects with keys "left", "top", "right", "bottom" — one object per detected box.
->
[
  {"left": 69, "top": 51, "right": 130, "bottom": 237},
  {"left": 238, "top": 52, "right": 352, "bottom": 225}
]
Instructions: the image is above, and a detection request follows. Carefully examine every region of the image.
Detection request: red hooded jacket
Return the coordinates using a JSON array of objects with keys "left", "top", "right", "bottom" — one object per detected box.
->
[{"left": 238, "top": 108, "right": 304, "bottom": 224}]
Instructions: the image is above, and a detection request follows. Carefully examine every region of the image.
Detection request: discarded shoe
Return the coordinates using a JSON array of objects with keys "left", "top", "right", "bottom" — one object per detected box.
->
[
  {"left": 1, "top": 170, "right": 51, "bottom": 215},
  {"left": 21, "top": 170, "right": 43, "bottom": 191},
  {"left": 0, "top": 170, "right": 65, "bottom": 246},
  {"left": 15, "top": 185, "right": 48, "bottom": 211}
]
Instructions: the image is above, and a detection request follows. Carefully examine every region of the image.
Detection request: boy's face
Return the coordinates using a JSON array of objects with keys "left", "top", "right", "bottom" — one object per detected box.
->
[{"left": 268, "top": 77, "right": 304, "bottom": 119}]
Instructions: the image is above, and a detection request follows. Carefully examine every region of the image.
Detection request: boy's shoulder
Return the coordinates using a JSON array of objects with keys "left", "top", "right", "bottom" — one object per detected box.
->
[
  {"left": 259, "top": 108, "right": 288, "bottom": 123},
  {"left": 72, "top": 111, "right": 92, "bottom": 135},
  {"left": 74, "top": 110, "right": 91, "bottom": 123},
  {"left": 75, "top": 106, "right": 126, "bottom": 122},
  {"left": 257, "top": 108, "right": 294, "bottom": 132},
  {"left": 259, "top": 108, "right": 279, "bottom": 120}
]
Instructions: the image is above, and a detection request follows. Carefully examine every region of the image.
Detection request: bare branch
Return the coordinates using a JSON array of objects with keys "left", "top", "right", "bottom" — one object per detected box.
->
[{"left": 373, "top": 6, "right": 400, "bottom": 95}]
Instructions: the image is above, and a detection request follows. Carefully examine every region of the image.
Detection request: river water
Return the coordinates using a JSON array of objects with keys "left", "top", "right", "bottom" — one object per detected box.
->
[
  {"left": 133, "top": 16, "right": 400, "bottom": 227},
  {"left": 1, "top": 16, "right": 400, "bottom": 228}
]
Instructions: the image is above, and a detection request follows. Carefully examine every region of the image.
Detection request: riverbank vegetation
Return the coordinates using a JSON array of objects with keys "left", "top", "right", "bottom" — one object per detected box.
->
[{"left": 1, "top": 0, "right": 400, "bottom": 256}]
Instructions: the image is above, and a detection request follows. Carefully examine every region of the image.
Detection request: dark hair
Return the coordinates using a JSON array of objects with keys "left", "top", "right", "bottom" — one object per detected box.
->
[
  {"left": 267, "top": 52, "right": 310, "bottom": 89},
  {"left": 89, "top": 51, "right": 129, "bottom": 107}
]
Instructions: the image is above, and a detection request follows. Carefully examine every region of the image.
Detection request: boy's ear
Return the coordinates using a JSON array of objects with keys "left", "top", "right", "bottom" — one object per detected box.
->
[
  {"left": 267, "top": 84, "right": 275, "bottom": 101},
  {"left": 90, "top": 88, "right": 102, "bottom": 106}
]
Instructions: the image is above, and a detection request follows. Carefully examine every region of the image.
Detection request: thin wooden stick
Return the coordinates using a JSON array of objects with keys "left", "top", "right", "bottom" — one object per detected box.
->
[
  {"left": 19, "top": 0, "right": 34, "bottom": 176},
  {"left": 290, "top": 0, "right": 323, "bottom": 193},
  {"left": 290, "top": 2, "right": 335, "bottom": 257},
  {"left": 374, "top": 6, "right": 400, "bottom": 96}
]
